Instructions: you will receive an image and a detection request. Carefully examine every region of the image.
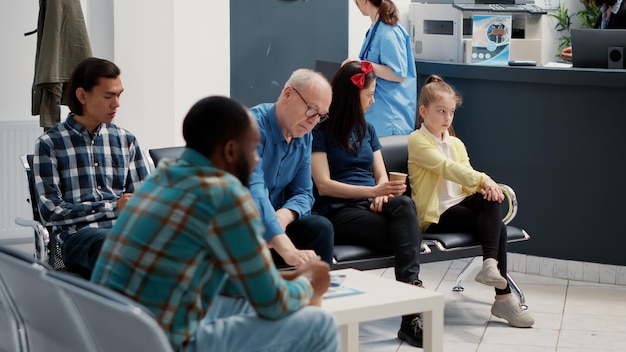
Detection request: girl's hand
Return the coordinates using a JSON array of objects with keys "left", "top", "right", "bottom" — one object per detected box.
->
[{"left": 481, "top": 179, "right": 504, "bottom": 203}]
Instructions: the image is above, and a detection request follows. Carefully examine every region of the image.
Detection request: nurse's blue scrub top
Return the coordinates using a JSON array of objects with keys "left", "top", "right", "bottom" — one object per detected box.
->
[{"left": 359, "top": 20, "right": 417, "bottom": 137}]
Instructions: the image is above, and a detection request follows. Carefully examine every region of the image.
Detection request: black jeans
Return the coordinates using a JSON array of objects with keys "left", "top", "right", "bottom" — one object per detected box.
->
[
  {"left": 426, "top": 193, "right": 511, "bottom": 295},
  {"left": 272, "top": 214, "right": 335, "bottom": 267},
  {"left": 324, "top": 196, "right": 421, "bottom": 283}
]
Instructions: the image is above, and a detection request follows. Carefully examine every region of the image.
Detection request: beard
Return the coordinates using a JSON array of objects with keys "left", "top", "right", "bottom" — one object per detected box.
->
[{"left": 234, "top": 155, "right": 253, "bottom": 188}]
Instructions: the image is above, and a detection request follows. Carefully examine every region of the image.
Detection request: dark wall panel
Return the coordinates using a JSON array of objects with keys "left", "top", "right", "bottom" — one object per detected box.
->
[
  {"left": 230, "top": 0, "right": 348, "bottom": 106},
  {"left": 417, "top": 61, "right": 626, "bottom": 266}
]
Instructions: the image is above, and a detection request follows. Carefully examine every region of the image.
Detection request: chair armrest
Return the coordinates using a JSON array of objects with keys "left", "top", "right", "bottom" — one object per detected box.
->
[
  {"left": 15, "top": 217, "right": 50, "bottom": 261},
  {"left": 498, "top": 183, "right": 518, "bottom": 225},
  {"left": 143, "top": 149, "right": 156, "bottom": 173}
]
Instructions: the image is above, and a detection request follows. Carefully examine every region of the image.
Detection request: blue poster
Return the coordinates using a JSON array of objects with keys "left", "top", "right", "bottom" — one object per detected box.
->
[{"left": 471, "top": 15, "right": 512, "bottom": 65}]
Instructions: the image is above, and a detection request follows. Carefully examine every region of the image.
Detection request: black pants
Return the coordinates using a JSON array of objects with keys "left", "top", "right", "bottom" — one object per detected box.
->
[
  {"left": 272, "top": 214, "right": 335, "bottom": 267},
  {"left": 426, "top": 193, "right": 511, "bottom": 295},
  {"left": 325, "top": 196, "right": 421, "bottom": 283}
]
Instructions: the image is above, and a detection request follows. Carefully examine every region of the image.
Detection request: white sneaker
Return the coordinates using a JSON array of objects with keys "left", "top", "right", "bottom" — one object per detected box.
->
[
  {"left": 475, "top": 259, "right": 508, "bottom": 290},
  {"left": 491, "top": 295, "right": 535, "bottom": 328}
]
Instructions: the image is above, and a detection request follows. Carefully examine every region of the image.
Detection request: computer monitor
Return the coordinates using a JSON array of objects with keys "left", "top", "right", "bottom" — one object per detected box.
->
[
  {"left": 314, "top": 60, "right": 341, "bottom": 82},
  {"left": 571, "top": 28, "right": 626, "bottom": 69}
]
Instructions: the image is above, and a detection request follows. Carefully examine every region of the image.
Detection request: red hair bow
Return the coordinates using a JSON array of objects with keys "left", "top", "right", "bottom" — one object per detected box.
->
[{"left": 350, "top": 61, "right": 374, "bottom": 89}]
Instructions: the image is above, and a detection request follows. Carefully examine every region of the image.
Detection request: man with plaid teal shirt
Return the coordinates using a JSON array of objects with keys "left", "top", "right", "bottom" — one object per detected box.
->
[
  {"left": 91, "top": 96, "right": 338, "bottom": 352},
  {"left": 34, "top": 58, "right": 147, "bottom": 279}
]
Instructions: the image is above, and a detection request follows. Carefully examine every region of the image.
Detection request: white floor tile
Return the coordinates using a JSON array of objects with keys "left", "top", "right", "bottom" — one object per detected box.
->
[
  {"left": 478, "top": 343, "right": 556, "bottom": 352},
  {"left": 481, "top": 326, "right": 559, "bottom": 348},
  {"left": 561, "top": 312, "right": 626, "bottom": 333},
  {"left": 582, "top": 262, "right": 600, "bottom": 283},
  {"left": 599, "top": 264, "right": 617, "bottom": 285},
  {"left": 564, "top": 285, "right": 626, "bottom": 316},
  {"left": 557, "top": 329, "right": 626, "bottom": 351},
  {"left": 441, "top": 341, "right": 479, "bottom": 352},
  {"left": 568, "top": 261, "right": 584, "bottom": 281}
]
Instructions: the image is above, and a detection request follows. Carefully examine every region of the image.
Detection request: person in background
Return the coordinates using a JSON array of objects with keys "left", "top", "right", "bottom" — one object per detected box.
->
[
  {"left": 311, "top": 60, "right": 425, "bottom": 348},
  {"left": 561, "top": 0, "right": 626, "bottom": 60},
  {"left": 34, "top": 57, "right": 148, "bottom": 279},
  {"left": 408, "top": 75, "right": 535, "bottom": 328},
  {"left": 91, "top": 96, "right": 337, "bottom": 352},
  {"left": 346, "top": 0, "right": 417, "bottom": 137},
  {"left": 249, "top": 69, "right": 335, "bottom": 267}
]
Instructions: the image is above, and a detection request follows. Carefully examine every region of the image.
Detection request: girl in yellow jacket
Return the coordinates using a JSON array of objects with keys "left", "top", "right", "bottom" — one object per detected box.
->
[{"left": 408, "top": 75, "right": 534, "bottom": 328}]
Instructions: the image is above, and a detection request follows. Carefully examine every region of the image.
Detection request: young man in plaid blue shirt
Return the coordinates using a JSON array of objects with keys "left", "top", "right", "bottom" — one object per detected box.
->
[
  {"left": 34, "top": 57, "right": 148, "bottom": 279},
  {"left": 92, "top": 96, "right": 337, "bottom": 352}
]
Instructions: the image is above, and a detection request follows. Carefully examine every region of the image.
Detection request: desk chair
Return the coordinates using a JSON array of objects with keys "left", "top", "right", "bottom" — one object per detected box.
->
[
  {"left": 144, "top": 146, "right": 184, "bottom": 172},
  {"left": 14, "top": 155, "right": 65, "bottom": 270}
]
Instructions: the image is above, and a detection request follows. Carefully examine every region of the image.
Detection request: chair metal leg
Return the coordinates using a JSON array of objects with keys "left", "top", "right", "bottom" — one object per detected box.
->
[
  {"left": 14, "top": 217, "right": 49, "bottom": 262},
  {"left": 506, "top": 272, "right": 528, "bottom": 310},
  {"left": 452, "top": 257, "right": 481, "bottom": 292}
]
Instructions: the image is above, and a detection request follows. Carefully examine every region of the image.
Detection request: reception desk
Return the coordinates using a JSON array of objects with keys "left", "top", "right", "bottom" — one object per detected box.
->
[{"left": 416, "top": 61, "right": 626, "bottom": 266}]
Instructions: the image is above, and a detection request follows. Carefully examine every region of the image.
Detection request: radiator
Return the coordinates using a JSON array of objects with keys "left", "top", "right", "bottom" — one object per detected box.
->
[{"left": 0, "top": 120, "right": 42, "bottom": 238}]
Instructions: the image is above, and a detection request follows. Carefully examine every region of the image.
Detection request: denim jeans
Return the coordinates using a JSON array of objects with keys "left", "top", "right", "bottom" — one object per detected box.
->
[
  {"left": 187, "top": 295, "right": 339, "bottom": 352},
  {"left": 61, "top": 226, "right": 109, "bottom": 279}
]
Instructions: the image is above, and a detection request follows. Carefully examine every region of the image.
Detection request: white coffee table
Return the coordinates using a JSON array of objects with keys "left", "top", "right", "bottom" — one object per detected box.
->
[{"left": 322, "top": 268, "right": 444, "bottom": 352}]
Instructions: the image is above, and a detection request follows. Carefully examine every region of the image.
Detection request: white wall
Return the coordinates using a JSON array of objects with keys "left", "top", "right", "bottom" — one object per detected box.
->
[
  {"left": 0, "top": 0, "right": 229, "bottom": 239},
  {"left": 2, "top": 0, "right": 386, "bottom": 141},
  {"left": 111, "top": 0, "right": 230, "bottom": 151},
  {"left": 348, "top": 0, "right": 412, "bottom": 58},
  {"left": 0, "top": 0, "right": 229, "bottom": 150},
  {"left": 0, "top": 1, "right": 41, "bottom": 125}
]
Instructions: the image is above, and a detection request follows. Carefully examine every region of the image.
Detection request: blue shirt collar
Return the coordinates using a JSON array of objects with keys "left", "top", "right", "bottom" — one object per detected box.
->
[{"left": 267, "top": 104, "right": 305, "bottom": 148}]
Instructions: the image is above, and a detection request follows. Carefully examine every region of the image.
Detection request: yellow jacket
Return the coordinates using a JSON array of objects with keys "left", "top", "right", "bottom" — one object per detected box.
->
[{"left": 407, "top": 130, "right": 489, "bottom": 231}]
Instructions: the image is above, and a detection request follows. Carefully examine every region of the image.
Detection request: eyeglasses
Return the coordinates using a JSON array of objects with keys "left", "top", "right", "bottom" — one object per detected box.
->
[{"left": 291, "top": 87, "right": 329, "bottom": 124}]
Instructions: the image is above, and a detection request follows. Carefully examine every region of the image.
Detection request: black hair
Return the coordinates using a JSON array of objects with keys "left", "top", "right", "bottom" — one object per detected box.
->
[
  {"left": 323, "top": 61, "right": 376, "bottom": 151},
  {"left": 183, "top": 96, "right": 251, "bottom": 158},
  {"left": 66, "top": 57, "right": 121, "bottom": 115}
]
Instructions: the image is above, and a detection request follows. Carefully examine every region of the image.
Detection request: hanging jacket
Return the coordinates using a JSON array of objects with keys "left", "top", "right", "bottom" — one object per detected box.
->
[{"left": 31, "top": 0, "right": 92, "bottom": 128}]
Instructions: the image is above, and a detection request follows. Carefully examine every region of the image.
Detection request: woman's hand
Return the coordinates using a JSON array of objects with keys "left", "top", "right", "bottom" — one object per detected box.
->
[
  {"left": 369, "top": 195, "right": 390, "bottom": 213},
  {"left": 561, "top": 46, "right": 573, "bottom": 61},
  {"left": 481, "top": 178, "right": 504, "bottom": 203},
  {"left": 372, "top": 180, "right": 406, "bottom": 198}
]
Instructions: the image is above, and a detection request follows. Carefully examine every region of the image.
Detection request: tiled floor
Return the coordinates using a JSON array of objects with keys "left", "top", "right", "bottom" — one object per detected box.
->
[
  {"left": 360, "top": 259, "right": 626, "bottom": 352},
  {"left": 5, "top": 237, "right": 626, "bottom": 352}
]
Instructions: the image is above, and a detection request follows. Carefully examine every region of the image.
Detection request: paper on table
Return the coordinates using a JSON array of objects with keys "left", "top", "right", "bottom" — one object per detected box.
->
[{"left": 323, "top": 273, "right": 363, "bottom": 299}]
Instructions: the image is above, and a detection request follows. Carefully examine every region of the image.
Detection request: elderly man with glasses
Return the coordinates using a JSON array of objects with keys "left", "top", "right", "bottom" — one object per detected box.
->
[{"left": 249, "top": 68, "right": 335, "bottom": 268}]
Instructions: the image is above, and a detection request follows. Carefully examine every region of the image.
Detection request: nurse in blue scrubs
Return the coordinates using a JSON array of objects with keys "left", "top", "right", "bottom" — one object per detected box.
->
[{"left": 346, "top": 0, "right": 417, "bottom": 137}]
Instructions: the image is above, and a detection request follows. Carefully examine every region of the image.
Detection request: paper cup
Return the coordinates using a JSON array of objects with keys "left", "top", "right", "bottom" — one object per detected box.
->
[{"left": 389, "top": 172, "right": 408, "bottom": 182}]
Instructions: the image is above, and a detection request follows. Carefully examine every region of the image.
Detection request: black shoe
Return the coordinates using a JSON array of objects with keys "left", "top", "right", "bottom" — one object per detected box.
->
[
  {"left": 411, "top": 279, "right": 424, "bottom": 288},
  {"left": 397, "top": 314, "right": 424, "bottom": 348}
]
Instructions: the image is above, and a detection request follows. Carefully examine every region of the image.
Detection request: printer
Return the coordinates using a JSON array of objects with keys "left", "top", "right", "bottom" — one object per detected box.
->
[{"left": 409, "top": 0, "right": 547, "bottom": 64}]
